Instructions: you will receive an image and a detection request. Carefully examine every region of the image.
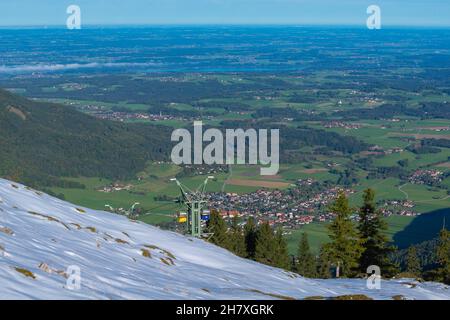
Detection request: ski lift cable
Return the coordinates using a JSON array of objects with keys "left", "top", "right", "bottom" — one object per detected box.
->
[{"left": 146, "top": 201, "right": 177, "bottom": 213}]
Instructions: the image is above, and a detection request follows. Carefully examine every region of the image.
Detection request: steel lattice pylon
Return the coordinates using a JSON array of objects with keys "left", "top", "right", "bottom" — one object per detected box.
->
[{"left": 171, "top": 176, "right": 214, "bottom": 238}]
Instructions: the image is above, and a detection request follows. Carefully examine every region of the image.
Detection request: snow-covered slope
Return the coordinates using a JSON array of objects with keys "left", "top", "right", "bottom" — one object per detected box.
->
[{"left": 0, "top": 179, "right": 448, "bottom": 300}]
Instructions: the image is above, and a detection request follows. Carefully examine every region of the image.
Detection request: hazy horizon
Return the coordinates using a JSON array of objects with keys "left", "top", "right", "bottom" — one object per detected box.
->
[
  {"left": 0, "top": 24, "right": 449, "bottom": 29},
  {"left": 0, "top": 0, "right": 449, "bottom": 27}
]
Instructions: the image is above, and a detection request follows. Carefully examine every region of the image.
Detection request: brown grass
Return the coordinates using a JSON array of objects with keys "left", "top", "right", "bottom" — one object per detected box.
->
[
  {"left": 14, "top": 267, "right": 36, "bottom": 279},
  {"left": 144, "top": 244, "right": 176, "bottom": 260},
  {"left": 262, "top": 174, "right": 283, "bottom": 180},
  {"left": 141, "top": 249, "right": 152, "bottom": 258},
  {"left": 85, "top": 227, "right": 97, "bottom": 233},
  {"left": 70, "top": 223, "right": 82, "bottom": 230},
  {"left": 160, "top": 257, "right": 175, "bottom": 266},
  {"left": 300, "top": 168, "right": 328, "bottom": 174},
  {"left": 28, "top": 211, "right": 70, "bottom": 230},
  {"left": 303, "top": 296, "right": 325, "bottom": 300},
  {"left": 115, "top": 238, "right": 129, "bottom": 245},
  {"left": 247, "top": 289, "right": 296, "bottom": 300},
  {"left": 227, "top": 179, "right": 289, "bottom": 188}
]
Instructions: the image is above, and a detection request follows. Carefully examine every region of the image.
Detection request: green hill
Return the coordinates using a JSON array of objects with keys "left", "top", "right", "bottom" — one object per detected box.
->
[{"left": 0, "top": 89, "right": 171, "bottom": 187}]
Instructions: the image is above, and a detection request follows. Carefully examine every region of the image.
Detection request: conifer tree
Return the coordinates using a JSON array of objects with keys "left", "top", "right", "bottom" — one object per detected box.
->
[
  {"left": 274, "top": 227, "right": 290, "bottom": 269},
  {"left": 255, "top": 222, "right": 277, "bottom": 266},
  {"left": 317, "top": 247, "right": 331, "bottom": 279},
  {"left": 207, "top": 210, "right": 229, "bottom": 249},
  {"left": 244, "top": 216, "right": 258, "bottom": 259},
  {"left": 436, "top": 228, "right": 450, "bottom": 284},
  {"left": 358, "top": 189, "right": 398, "bottom": 277},
  {"left": 229, "top": 216, "right": 247, "bottom": 257},
  {"left": 324, "top": 191, "right": 363, "bottom": 277},
  {"left": 406, "top": 246, "right": 421, "bottom": 276},
  {"left": 296, "top": 232, "right": 316, "bottom": 277}
]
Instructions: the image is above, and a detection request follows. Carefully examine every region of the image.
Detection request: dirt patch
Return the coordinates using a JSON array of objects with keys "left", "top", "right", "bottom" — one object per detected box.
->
[
  {"left": 436, "top": 162, "right": 450, "bottom": 168},
  {"left": 0, "top": 226, "right": 14, "bottom": 235},
  {"left": 227, "top": 179, "right": 289, "bottom": 188}
]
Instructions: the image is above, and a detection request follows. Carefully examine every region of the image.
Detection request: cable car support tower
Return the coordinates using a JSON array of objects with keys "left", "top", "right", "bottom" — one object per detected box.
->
[{"left": 171, "top": 176, "right": 214, "bottom": 238}]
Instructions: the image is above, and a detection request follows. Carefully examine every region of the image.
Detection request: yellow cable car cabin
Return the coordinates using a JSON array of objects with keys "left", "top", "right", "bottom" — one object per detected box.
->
[{"left": 177, "top": 212, "right": 187, "bottom": 223}]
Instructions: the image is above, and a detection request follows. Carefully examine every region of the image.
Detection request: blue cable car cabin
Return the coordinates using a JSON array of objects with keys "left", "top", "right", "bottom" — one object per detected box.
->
[{"left": 201, "top": 210, "right": 210, "bottom": 221}]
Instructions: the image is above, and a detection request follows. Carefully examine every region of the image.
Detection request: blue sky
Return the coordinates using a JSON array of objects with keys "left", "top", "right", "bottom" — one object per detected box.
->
[{"left": 0, "top": 0, "right": 448, "bottom": 26}]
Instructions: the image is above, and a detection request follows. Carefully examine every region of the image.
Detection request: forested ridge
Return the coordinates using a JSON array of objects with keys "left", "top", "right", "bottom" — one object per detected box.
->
[{"left": 0, "top": 89, "right": 171, "bottom": 187}]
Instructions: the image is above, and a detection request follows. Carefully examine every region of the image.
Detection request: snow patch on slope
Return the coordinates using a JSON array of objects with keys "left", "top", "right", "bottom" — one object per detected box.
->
[{"left": 0, "top": 178, "right": 449, "bottom": 300}]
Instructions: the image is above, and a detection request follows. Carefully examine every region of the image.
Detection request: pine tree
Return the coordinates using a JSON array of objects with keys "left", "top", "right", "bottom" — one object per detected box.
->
[
  {"left": 406, "top": 246, "right": 421, "bottom": 276},
  {"left": 296, "top": 232, "right": 316, "bottom": 277},
  {"left": 229, "top": 216, "right": 247, "bottom": 257},
  {"left": 358, "top": 189, "right": 398, "bottom": 277},
  {"left": 436, "top": 227, "right": 450, "bottom": 284},
  {"left": 274, "top": 227, "right": 290, "bottom": 269},
  {"left": 244, "top": 216, "right": 258, "bottom": 259},
  {"left": 324, "top": 191, "right": 363, "bottom": 277},
  {"left": 255, "top": 222, "right": 277, "bottom": 266},
  {"left": 317, "top": 247, "right": 331, "bottom": 279},
  {"left": 207, "top": 210, "right": 229, "bottom": 249}
]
